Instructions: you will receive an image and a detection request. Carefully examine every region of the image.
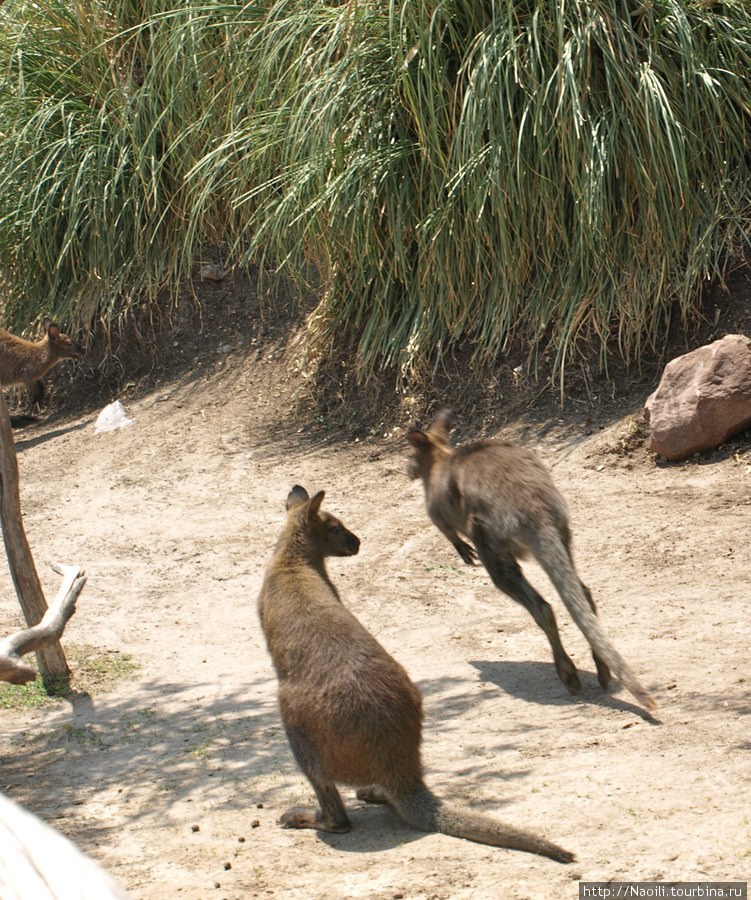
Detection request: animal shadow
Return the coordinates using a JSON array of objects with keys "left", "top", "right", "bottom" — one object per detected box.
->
[
  {"left": 13, "top": 419, "right": 91, "bottom": 451},
  {"left": 470, "top": 660, "right": 660, "bottom": 723},
  {"left": 315, "top": 802, "right": 424, "bottom": 853}
]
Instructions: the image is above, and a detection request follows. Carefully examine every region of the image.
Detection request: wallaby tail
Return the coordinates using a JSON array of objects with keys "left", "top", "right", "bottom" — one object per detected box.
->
[
  {"left": 534, "top": 529, "right": 657, "bottom": 711},
  {"left": 388, "top": 787, "right": 575, "bottom": 863}
]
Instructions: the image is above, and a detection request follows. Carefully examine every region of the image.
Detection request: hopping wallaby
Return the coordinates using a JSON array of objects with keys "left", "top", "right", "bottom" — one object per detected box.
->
[
  {"left": 407, "top": 409, "right": 656, "bottom": 712},
  {"left": 257, "top": 485, "right": 575, "bottom": 863},
  {"left": 0, "top": 318, "right": 83, "bottom": 425}
]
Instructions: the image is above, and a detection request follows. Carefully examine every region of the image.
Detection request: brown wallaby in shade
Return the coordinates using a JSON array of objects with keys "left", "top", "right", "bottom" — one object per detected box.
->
[
  {"left": 0, "top": 318, "right": 83, "bottom": 425},
  {"left": 407, "top": 409, "right": 656, "bottom": 712},
  {"left": 256, "top": 485, "right": 575, "bottom": 863}
]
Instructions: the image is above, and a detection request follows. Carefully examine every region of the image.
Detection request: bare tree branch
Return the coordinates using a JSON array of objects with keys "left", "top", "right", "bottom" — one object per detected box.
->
[{"left": 0, "top": 564, "right": 86, "bottom": 684}]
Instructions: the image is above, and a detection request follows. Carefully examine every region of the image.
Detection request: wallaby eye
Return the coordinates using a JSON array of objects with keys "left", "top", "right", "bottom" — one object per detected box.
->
[{"left": 330, "top": 525, "right": 340, "bottom": 535}]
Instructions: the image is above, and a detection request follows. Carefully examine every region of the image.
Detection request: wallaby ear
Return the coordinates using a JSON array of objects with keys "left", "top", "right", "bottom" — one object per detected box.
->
[
  {"left": 308, "top": 490, "right": 325, "bottom": 518},
  {"left": 43, "top": 317, "right": 53, "bottom": 331},
  {"left": 430, "top": 408, "right": 455, "bottom": 434},
  {"left": 46, "top": 323, "right": 60, "bottom": 341},
  {"left": 286, "top": 485, "right": 309, "bottom": 510},
  {"left": 407, "top": 428, "right": 429, "bottom": 448}
]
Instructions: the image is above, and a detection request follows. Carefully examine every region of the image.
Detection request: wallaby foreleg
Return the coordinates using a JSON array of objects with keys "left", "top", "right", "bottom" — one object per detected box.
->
[
  {"left": 471, "top": 525, "right": 581, "bottom": 694},
  {"left": 434, "top": 517, "right": 477, "bottom": 566},
  {"left": 281, "top": 727, "right": 351, "bottom": 833}
]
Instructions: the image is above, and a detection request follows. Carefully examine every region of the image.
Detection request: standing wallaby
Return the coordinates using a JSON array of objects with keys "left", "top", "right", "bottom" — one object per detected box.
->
[
  {"left": 0, "top": 318, "right": 83, "bottom": 424},
  {"left": 407, "top": 410, "right": 656, "bottom": 712},
  {"left": 257, "top": 485, "right": 575, "bottom": 863}
]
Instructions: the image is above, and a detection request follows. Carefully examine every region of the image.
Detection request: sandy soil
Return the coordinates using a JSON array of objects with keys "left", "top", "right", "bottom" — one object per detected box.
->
[{"left": 0, "top": 296, "right": 750, "bottom": 899}]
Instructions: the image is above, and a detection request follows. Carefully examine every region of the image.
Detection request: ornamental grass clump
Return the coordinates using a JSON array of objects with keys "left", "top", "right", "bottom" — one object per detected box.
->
[{"left": 0, "top": 0, "right": 749, "bottom": 384}]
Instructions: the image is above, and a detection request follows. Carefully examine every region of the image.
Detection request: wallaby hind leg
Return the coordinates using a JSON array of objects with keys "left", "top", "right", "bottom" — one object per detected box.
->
[
  {"left": 557, "top": 523, "right": 611, "bottom": 689},
  {"left": 531, "top": 527, "right": 656, "bottom": 711},
  {"left": 280, "top": 727, "right": 351, "bottom": 833},
  {"left": 471, "top": 525, "right": 581, "bottom": 694},
  {"left": 580, "top": 580, "right": 611, "bottom": 688}
]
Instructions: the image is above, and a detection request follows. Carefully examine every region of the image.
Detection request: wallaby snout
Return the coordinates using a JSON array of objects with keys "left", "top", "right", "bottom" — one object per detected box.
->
[{"left": 325, "top": 522, "right": 360, "bottom": 557}]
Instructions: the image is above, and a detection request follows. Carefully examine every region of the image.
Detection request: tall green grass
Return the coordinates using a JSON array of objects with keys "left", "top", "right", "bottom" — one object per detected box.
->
[
  {"left": 0, "top": 0, "right": 245, "bottom": 328},
  {"left": 0, "top": 0, "right": 750, "bottom": 384}
]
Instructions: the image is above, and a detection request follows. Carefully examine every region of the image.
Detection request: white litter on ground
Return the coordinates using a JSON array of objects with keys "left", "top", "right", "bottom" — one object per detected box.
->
[{"left": 94, "top": 400, "right": 134, "bottom": 434}]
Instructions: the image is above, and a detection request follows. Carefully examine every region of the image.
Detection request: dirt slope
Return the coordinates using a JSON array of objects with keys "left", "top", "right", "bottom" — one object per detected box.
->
[{"left": 0, "top": 306, "right": 750, "bottom": 899}]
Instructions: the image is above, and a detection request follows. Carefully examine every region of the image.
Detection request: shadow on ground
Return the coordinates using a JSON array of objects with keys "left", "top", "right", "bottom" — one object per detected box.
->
[{"left": 0, "top": 672, "right": 557, "bottom": 833}]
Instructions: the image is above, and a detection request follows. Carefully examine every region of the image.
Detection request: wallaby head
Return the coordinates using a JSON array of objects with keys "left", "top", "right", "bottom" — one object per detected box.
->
[
  {"left": 0, "top": 317, "right": 83, "bottom": 416},
  {"left": 406, "top": 407, "right": 455, "bottom": 480},
  {"left": 43, "top": 318, "right": 83, "bottom": 360},
  {"left": 284, "top": 485, "right": 360, "bottom": 558}
]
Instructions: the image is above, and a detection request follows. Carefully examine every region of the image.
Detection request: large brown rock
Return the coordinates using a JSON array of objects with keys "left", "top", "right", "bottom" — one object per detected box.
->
[{"left": 643, "top": 334, "right": 751, "bottom": 460}]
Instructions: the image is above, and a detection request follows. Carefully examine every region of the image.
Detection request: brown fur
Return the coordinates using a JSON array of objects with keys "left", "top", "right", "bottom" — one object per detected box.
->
[
  {"left": 0, "top": 318, "right": 83, "bottom": 414},
  {"left": 407, "top": 409, "right": 656, "bottom": 712},
  {"left": 257, "top": 485, "right": 574, "bottom": 863}
]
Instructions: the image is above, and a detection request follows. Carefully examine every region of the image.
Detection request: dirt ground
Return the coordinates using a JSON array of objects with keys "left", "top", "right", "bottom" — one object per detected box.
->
[{"left": 0, "top": 273, "right": 750, "bottom": 899}]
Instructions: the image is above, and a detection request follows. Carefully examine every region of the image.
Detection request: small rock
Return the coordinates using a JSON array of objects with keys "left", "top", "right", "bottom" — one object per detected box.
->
[
  {"left": 251, "top": 820, "right": 260, "bottom": 828},
  {"left": 201, "top": 264, "right": 225, "bottom": 281},
  {"left": 223, "top": 862, "right": 232, "bottom": 871},
  {"left": 191, "top": 824, "right": 200, "bottom": 833}
]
